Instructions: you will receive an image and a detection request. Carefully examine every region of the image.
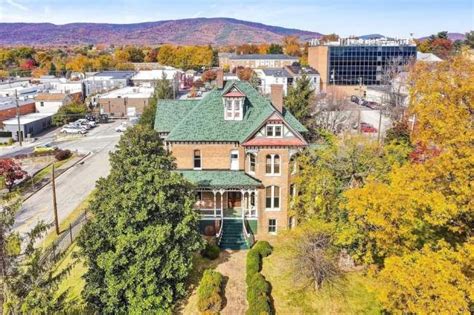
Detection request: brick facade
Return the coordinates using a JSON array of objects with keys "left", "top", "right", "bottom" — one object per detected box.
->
[
  {"left": 0, "top": 102, "right": 36, "bottom": 127},
  {"left": 98, "top": 97, "right": 150, "bottom": 117}
]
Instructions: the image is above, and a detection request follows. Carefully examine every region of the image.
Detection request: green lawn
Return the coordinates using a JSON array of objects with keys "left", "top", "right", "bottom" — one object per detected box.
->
[{"left": 261, "top": 240, "right": 382, "bottom": 315}]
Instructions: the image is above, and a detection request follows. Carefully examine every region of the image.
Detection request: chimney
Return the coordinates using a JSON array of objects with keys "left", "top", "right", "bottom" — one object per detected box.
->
[
  {"left": 270, "top": 84, "right": 284, "bottom": 113},
  {"left": 216, "top": 69, "right": 224, "bottom": 89}
]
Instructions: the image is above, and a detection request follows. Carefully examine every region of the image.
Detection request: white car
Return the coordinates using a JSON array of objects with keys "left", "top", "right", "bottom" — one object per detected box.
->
[
  {"left": 77, "top": 118, "right": 96, "bottom": 128},
  {"left": 115, "top": 122, "right": 128, "bottom": 132},
  {"left": 61, "top": 125, "right": 87, "bottom": 134}
]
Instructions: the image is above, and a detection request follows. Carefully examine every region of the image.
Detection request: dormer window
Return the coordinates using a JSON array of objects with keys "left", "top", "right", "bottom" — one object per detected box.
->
[{"left": 223, "top": 88, "right": 245, "bottom": 121}]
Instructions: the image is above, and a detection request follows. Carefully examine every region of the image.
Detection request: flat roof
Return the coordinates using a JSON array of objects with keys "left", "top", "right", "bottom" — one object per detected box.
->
[
  {"left": 99, "top": 86, "right": 154, "bottom": 99},
  {"left": 229, "top": 54, "right": 298, "bottom": 60},
  {"left": 260, "top": 68, "right": 292, "bottom": 77},
  {"left": 93, "top": 71, "right": 136, "bottom": 80},
  {"left": 3, "top": 113, "right": 53, "bottom": 125},
  {"left": 132, "top": 69, "right": 182, "bottom": 81},
  {"left": 0, "top": 97, "right": 34, "bottom": 111}
]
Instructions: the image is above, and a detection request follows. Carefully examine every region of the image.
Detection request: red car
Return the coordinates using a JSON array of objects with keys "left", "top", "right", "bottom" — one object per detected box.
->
[{"left": 360, "top": 122, "right": 377, "bottom": 133}]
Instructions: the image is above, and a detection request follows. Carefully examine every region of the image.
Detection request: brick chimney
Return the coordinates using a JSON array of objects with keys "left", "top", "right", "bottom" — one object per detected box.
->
[
  {"left": 216, "top": 69, "right": 224, "bottom": 89},
  {"left": 270, "top": 84, "right": 284, "bottom": 113}
]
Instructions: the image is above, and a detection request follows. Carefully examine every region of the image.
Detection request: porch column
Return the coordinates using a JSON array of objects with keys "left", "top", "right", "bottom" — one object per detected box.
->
[
  {"left": 212, "top": 190, "right": 217, "bottom": 217},
  {"left": 219, "top": 189, "right": 225, "bottom": 218},
  {"left": 255, "top": 189, "right": 259, "bottom": 218},
  {"left": 240, "top": 189, "right": 246, "bottom": 219}
]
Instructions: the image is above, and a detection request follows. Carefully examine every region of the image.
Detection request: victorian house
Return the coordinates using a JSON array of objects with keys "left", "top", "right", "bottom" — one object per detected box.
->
[{"left": 154, "top": 79, "right": 308, "bottom": 249}]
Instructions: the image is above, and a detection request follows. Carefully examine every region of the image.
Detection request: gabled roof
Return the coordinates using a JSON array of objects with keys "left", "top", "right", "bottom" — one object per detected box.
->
[
  {"left": 155, "top": 81, "right": 307, "bottom": 143},
  {"left": 178, "top": 170, "right": 261, "bottom": 188},
  {"left": 154, "top": 99, "right": 199, "bottom": 133}
]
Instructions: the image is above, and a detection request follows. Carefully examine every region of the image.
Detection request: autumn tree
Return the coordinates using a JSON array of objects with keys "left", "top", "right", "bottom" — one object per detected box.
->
[
  {"left": 201, "top": 69, "right": 217, "bottom": 82},
  {"left": 78, "top": 125, "right": 203, "bottom": 313},
  {"left": 465, "top": 30, "right": 474, "bottom": 48},
  {"left": 282, "top": 36, "right": 301, "bottom": 56},
  {"left": 320, "top": 33, "right": 339, "bottom": 43},
  {"left": 0, "top": 159, "right": 27, "bottom": 192}
]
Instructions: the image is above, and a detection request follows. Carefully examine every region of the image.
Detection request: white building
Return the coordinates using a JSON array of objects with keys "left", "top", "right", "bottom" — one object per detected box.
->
[
  {"left": 34, "top": 93, "right": 74, "bottom": 114},
  {"left": 131, "top": 68, "right": 182, "bottom": 88},
  {"left": 255, "top": 68, "right": 292, "bottom": 95}
]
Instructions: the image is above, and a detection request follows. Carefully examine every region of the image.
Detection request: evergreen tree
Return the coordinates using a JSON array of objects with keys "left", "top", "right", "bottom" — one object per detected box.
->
[
  {"left": 284, "top": 74, "right": 314, "bottom": 125},
  {"left": 140, "top": 72, "right": 174, "bottom": 127},
  {"left": 77, "top": 125, "right": 203, "bottom": 313},
  {"left": 155, "top": 72, "right": 174, "bottom": 99},
  {"left": 267, "top": 43, "right": 283, "bottom": 54},
  {"left": 48, "top": 63, "right": 57, "bottom": 76}
]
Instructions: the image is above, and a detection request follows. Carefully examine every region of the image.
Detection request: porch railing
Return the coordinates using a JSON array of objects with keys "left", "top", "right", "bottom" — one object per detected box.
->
[
  {"left": 243, "top": 217, "right": 255, "bottom": 248},
  {"left": 197, "top": 208, "right": 223, "bottom": 218},
  {"left": 216, "top": 218, "right": 224, "bottom": 245}
]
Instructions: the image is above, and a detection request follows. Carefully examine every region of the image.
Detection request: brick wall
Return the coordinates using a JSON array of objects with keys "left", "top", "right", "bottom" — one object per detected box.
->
[
  {"left": 0, "top": 102, "right": 36, "bottom": 126},
  {"left": 98, "top": 97, "right": 150, "bottom": 117}
]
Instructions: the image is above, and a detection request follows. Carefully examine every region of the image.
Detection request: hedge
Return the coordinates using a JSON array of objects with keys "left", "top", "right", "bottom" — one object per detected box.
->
[
  {"left": 245, "top": 241, "right": 274, "bottom": 315},
  {"left": 197, "top": 269, "right": 224, "bottom": 314}
]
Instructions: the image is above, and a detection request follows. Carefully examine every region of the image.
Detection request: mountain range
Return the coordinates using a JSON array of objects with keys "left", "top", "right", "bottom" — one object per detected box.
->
[{"left": 0, "top": 18, "right": 323, "bottom": 46}]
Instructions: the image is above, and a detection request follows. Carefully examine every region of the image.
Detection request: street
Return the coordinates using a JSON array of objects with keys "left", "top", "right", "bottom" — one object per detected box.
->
[{"left": 10, "top": 121, "right": 123, "bottom": 237}]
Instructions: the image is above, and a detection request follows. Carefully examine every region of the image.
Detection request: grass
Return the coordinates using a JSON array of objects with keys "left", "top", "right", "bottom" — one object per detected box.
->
[
  {"left": 41, "top": 190, "right": 95, "bottom": 249},
  {"left": 54, "top": 243, "right": 87, "bottom": 306},
  {"left": 261, "top": 239, "right": 382, "bottom": 315}
]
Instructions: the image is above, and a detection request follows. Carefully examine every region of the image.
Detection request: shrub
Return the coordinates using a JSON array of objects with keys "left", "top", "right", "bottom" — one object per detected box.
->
[
  {"left": 246, "top": 249, "right": 261, "bottom": 283},
  {"left": 197, "top": 269, "right": 223, "bottom": 314},
  {"left": 253, "top": 241, "right": 273, "bottom": 258},
  {"left": 246, "top": 273, "right": 272, "bottom": 315},
  {"left": 55, "top": 149, "right": 72, "bottom": 161},
  {"left": 201, "top": 243, "right": 220, "bottom": 260}
]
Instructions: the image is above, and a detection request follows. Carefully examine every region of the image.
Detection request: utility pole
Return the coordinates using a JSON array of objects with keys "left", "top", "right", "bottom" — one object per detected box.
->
[
  {"left": 51, "top": 164, "right": 60, "bottom": 235},
  {"left": 377, "top": 108, "right": 383, "bottom": 143},
  {"left": 14, "top": 90, "right": 22, "bottom": 146}
]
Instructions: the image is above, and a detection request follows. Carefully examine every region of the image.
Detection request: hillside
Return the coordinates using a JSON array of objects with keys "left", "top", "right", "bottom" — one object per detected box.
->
[{"left": 0, "top": 17, "right": 323, "bottom": 46}]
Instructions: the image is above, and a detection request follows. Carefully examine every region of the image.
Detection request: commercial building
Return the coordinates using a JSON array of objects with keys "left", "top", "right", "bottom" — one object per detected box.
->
[
  {"left": 131, "top": 68, "right": 182, "bottom": 91},
  {"left": 154, "top": 80, "right": 308, "bottom": 248},
  {"left": 34, "top": 92, "right": 79, "bottom": 114},
  {"left": 97, "top": 86, "right": 154, "bottom": 117},
  {"left": 3, "top": 113, "right": 53, "bottom": 140},
  {"left": 0, "top": 97, "right": 36, "bottom": 126},
  {"left": 308, "top": 38, "right": 417, "bottom": 95},
  {"left": 219, "top": 53, "right": 299, "bottom": 71}
]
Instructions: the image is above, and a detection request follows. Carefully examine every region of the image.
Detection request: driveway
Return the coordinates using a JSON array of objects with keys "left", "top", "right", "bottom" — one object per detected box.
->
[{"left": 12, "top": 121, "right": 123, "bottom": 237}]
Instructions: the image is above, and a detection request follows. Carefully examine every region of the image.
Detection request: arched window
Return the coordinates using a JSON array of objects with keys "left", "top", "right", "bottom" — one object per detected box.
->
[
  {"left": 265, "top": 154, "right": 280, "bottom": 175},
  {"left": 193, "top": 150, "right": 201, "bottom": 169},
  {"left": 265, "top": 185, "right": 280, "bottom": 210}
]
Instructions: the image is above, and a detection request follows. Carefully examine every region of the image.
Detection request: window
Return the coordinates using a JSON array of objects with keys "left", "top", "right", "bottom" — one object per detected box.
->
[
  {"left": 196, "top": 192, "right": 202, "bottom": 201},
  {"left": 248, "top": 153, "right": 256, "bottom": 173},
  {"left": 265, "top": 124, "right": 283, "bottom": 138},
  {"left": 265, "top": 154, "right": 280, "bottom": 175},
  {"left": 40, "top": 101, "right": 44, "bottom": 107},
  {"left": 193, "top": 150, "right": 201, "bottom": 169},
  {"left": 230, "top": 150, "right": 239, "bottom": 170},
  {"left": 268, "top": 219, "right": 277, "bottom": 234},
  {"left": 224, "top": 97, "right": 243, "bottom": 120},
  {"left": 265, "top": 185, "right": 280, "bottom": 210}
]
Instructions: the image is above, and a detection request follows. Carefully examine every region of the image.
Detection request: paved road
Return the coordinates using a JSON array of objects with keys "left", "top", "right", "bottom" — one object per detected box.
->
[{"left": 12, "top": 121, "right": 123, "bottom": 237}]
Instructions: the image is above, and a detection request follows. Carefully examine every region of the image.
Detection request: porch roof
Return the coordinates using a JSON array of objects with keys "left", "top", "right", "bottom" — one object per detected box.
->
[{"left": 178, "top": 170, "right": 261, "bottom": 188}]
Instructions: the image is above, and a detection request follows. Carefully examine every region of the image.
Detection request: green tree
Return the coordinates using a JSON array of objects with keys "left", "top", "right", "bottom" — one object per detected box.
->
[
  {"left": 464, "top": 31, "right": 474, "bottom": 48},
  {"left": 267, "top": 43, "right": 283, "bottom": 54},
  {"left": 52, "top": 102, "right": 89, "bottom": 126},
  {"left": 48, "top": 63, "right": 57, "bottom": 76},
  {"left": 155, "top": 72, "right": 174, "bottom": 99},
  {"left": 1, "top": 203, "right": 75, "bottom": 313},
  {"left": 139, "top": 96, "right": 157, "bottom": 128},
  {"left": 77, "top": 125, "right": 203, "bottom": 313},
  {"left": 284, "top": 74, "right": 314, "bottom": 125}
]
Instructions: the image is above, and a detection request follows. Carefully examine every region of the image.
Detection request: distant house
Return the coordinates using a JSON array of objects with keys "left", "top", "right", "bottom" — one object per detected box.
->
[
  {"left": 220, "top": 54, "right": 299, "bottom": 71},
  {"left": 285, "top": 65, "right": 320, "bottom": 94},
  {"left": 34, "top": 92, "right": 77, "bottom": 114},
  {"left": 97, "top": 86, "right": 154, "bottom": 117},
  {"left": 255, "top": 65, "right": 320, "bottom": 96},
  {"left": 416, "top": 52, "right": 443, "bottom": 63}
]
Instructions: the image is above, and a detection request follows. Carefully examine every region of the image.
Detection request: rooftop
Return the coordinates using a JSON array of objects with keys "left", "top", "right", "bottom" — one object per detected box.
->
[
  {"left": 260, "top": 68, "right": 292, "bottom": 77},
  {"left": 35, "top": 93, "right": 68, "bottom": 101},
  {"left": 178, "top": 170, "right": 261, "bottom": 188},
  {"left": 132, "top": 69, "right": 182, "bottom": 81},
  {"left": 3, "top": 113, "right": 53, "bottom": 125},
  {"left": 310, "top": 38, "right": 416, "bottom": 47},
  {"left": 417, "top": 52, "right": 443, "bottom": 62},
  {"left": 229, "top": 54, "right": 298, "bottom": 60},
  {"left": 0, "top": 97, "right": 34, "bottom": 110},
  {"left": 155, "top": 80, "right": 307, "bottom": 143},
  {"left": 93, "top": 71, "right": 136, "bottom": 80},
  {"left": 99, "top": 86, "right": 154, "bottom": 99}
]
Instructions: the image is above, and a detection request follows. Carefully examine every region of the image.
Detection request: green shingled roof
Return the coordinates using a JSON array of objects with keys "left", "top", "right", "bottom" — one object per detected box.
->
[
  {"left": 154, "top": 99, "right": 199, "bottom": 133},
  {"left": 178, "top": 170, "right": 261, "bottom": 188},
  {"left": 154, "top": 80, "right": 307, "bottom": 142}
]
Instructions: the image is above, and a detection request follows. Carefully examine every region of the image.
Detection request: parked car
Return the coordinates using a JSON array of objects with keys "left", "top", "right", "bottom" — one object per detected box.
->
[
  {"left": 115, "top": 122, "right": 128, "bottom": 132},
  {"left": 360, "top": 122, "right": 377, "bottom": 133},
  {"left": 77, "top": 118, "right": 96, "bottom": 128},
  {"left": 97, "top": 114, "right": 109, "bottom": 123},
  {"left": 60, "top": 125, "right": 87, "bottom": 134},
  {"left": 361, "top": 101, "right": 379, "bottom": 109}
]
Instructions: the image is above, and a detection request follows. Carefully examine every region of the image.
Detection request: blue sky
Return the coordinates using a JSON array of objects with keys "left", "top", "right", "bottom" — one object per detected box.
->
[{"left": 0, "top": 0, "right": 472, "bottom": 37}]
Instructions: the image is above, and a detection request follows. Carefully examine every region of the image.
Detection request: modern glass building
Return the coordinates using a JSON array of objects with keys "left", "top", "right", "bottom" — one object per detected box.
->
[{"left": 309, "top": 38, "right": 417, "bottom": 87}]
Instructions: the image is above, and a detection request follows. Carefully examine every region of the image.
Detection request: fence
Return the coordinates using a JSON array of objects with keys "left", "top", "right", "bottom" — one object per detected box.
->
[{"left": 39, "top": 211, "right": 89, "bottom": 267}]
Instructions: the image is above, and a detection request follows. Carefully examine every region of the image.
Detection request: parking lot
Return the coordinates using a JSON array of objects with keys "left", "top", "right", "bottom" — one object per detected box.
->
[{"left": 10, "top": 120, "right": 124, "bottom": 237}]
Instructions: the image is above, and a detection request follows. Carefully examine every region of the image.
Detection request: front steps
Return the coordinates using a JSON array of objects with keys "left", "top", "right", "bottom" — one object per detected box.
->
[{"left": 219, "top": 219, "right": 249, "bottom": 250}]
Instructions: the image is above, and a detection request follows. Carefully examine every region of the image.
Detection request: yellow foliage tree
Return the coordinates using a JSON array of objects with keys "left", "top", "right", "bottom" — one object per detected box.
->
[
  {"left": 377, "top": 241, "right": 473, "bottom": 314},
  {"left": 283, "top": 36, "right": 301, "bottom": 56}
]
